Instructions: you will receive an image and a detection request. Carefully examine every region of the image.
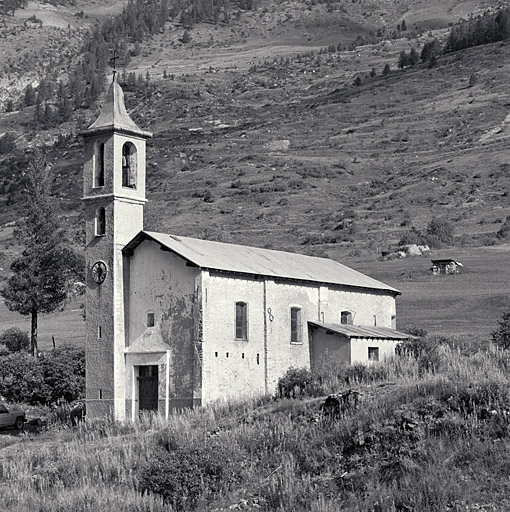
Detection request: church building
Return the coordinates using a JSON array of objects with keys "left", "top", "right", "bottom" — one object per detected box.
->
[{"left": 82, "top": 79, "right": 409, "bottom": 421}]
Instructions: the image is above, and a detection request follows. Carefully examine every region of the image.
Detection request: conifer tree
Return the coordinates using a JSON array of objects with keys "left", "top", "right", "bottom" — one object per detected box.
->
[
  {"left": 24, "top": 84, "right": 36, "bottom": 106},
  {"left": 492, "top": 306, "right": 510, "bottom": 350},
  {"left": 1, "top": 151, "right": 81, "bottom": 357},
  {"left": 409, "top": 47, "right": 419, "bottom": 65}
]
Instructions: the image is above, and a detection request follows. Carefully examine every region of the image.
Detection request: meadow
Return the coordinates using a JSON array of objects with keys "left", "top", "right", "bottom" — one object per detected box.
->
[{"left": 1, "top": 336, "right": 510, "bottom": 511}]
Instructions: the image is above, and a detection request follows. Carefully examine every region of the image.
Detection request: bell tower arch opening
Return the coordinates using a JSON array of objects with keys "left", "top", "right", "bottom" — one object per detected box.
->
[{"left": 122, "top": 142, "right": 137, "bottom": 189}]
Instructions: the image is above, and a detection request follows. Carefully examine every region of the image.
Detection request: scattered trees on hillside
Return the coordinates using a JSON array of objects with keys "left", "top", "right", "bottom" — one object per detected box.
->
[
  {"left": 0, "top": 151, "right": 82, "bottom": 357},
  {"left": 420, "top": 38, "right": 441, "bottom": 63},
  {"left": 444, "top": 7, "right": 510, "bottom": 53},
  {"left": 399, "top": 217, "right": 454, "bottom": 249},
  {"left": 398, "top": 47, "right": 419, "bottom": 69}
]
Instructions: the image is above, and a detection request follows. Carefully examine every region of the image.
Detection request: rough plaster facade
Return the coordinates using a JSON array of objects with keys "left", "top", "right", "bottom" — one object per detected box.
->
[{"left": 83, "top": 80, "right": 404, "bottom": 421}]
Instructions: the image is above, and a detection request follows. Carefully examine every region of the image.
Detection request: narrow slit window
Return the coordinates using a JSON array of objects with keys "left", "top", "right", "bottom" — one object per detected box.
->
[
  {"left": 98, "top": 326, "right": 102, "bottom": 339},
  {"left": 95, "top": 207, "right": 106, "bottom": 236},
  {"left": 341, "top": 311, "right": 353, "bottom": 325},
  {"left": 290, "top": 307, "right": 302, "bottom": 343},
  {"left": 146, "top": 312, "right": 155, "bottom": 327},
  {"left": 95, "top": 142, "right": 105, "bottom": 187},
  {"left": 235, "top": 301, "right": 248, "bottom": 340}
]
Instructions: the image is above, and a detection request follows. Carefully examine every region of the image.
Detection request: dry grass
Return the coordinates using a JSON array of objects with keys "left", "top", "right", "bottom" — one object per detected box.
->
[{"left": 2, "top": 342, "right": 510, "bottom": 511}]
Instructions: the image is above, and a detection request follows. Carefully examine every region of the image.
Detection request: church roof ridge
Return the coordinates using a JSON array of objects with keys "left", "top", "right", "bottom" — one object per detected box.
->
[
  {"left": 124, "top": 231, "right": 401, "bottom": 295},
  {"left": 81, "top": 79, "right": 152, "bottom": 138}
]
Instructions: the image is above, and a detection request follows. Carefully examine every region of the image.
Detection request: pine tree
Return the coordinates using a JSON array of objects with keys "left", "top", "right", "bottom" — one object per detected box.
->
[
  {"left": 382, "top": 63, "right": 391, "bottom": 75},
  {"left": 409, "top": 47, "right": 419, "bottom": 66},
  {"left": 182, "top": 29, "right": 191, "bottom": 43},
  {"left": 24, "top": 84, "right": 36, "bottom": 106},
  {"left": 398, "top": 50, "right": 409, "bottom": 69},
  {"left": 1, "top": 151, "right": 81, "bottom": 356}
]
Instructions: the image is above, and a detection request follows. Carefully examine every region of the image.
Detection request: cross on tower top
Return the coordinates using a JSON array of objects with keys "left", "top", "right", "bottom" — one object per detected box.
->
[{"left": 110, "top": 50, "right": 120, "bottom": 81}]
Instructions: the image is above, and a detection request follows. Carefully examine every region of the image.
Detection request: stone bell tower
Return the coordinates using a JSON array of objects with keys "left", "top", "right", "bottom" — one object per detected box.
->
[{"left": 81, "top": 77, "right": 152, "bottom": 420}]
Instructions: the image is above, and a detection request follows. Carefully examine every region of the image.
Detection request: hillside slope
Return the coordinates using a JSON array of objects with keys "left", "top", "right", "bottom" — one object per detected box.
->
[{"left": 1, "top": 0, "right": 510, "bottom": 345}]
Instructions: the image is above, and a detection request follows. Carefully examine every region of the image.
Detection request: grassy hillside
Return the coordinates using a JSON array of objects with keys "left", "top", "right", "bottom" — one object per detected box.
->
[
  {"left": 2, "top": 342, "right": 510, "bottom": 511},
  {"left": 1, "top": 0, "right": 510, "bottom": 345}
]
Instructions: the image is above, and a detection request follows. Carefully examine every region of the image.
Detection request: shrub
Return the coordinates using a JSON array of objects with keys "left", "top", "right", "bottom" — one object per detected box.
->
[
  {"left": 0, "top": 345, "right": 85, "bottom": 405},
  {"left": 40, "top": 345, "right": 85, "bottom": 404},
  {"left": 492, "top": 306, "right": 510, "bottom": 350},
  {"left": 277, "top": 367, "right": 312, "bottom": 398},
  {"left": 398, "top": 226, "right": 425, "bottom": 246},
  {"left": 426, "top": 216, "right": 454, "bottom": 248},
  {"left": 0, "top": 327, "right": 29, "bottom": 352},
  {"left": 496, "top": 216, "right": 510, "bottom": 240},
  {"left": 139, "top": 442, "right": 243, "bottom": 510},
  {"left": 396, "top": 335, "right": 445, "bottom": 376}
]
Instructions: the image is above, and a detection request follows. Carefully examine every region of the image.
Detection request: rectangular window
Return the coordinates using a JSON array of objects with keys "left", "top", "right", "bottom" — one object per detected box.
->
[
  {"left": 235, "top": 302, "right": 248, "bottom": 340},
  {"left": 147, "top": 312, "right": 155, "bottom": 327},
  {"left": 290, "top": 307, "right": 302, "bottom": 343},
  {"left": 368, "top": 347, "right": 379, "bottom": 362}
]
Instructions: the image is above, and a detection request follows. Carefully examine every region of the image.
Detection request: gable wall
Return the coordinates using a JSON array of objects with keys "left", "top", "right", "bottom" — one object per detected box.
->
[{"left": 125, "top": 240, "right": 200, "bottom": 413}]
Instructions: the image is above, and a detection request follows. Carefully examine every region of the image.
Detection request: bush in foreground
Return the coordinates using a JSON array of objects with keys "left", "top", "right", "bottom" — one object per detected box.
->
[
  {"left": 139, "top": 441, "right": 244, "bottom": 511},
  {"left": 0, "top": 345, "right": 85, "bottom": 405},
  {"left": 0, "top": 327, "right": 29, "bottom": 353}
]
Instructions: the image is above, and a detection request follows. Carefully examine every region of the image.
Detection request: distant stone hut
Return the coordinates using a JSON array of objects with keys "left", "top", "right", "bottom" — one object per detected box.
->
[{"left": 431, "top": 259, "right": 463, "bottom": 275}]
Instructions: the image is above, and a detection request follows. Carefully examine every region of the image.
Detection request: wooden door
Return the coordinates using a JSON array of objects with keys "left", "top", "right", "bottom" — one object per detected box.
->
[{"left": 138, "top": 365, "right": 159, "bottom": 412}]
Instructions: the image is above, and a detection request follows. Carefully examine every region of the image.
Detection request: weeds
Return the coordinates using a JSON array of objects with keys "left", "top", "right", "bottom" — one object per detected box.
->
[{"left": 3, "top": 342, "right": 510, "bottom": 511}]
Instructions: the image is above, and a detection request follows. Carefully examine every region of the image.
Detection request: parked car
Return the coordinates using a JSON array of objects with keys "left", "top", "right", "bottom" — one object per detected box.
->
[{"left": 0, "top": 402, "right": 27, "bottom": 430}]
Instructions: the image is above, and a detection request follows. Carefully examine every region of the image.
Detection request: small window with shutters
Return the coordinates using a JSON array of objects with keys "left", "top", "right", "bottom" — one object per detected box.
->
[
  {"left": 290, "top": 307, "right": 302, "bottom": 344},
  {"left": 235, "top": 302, "right": 248, "bottom": 340},
  {"left": 341, "top": 311, "right": 353, "bottom": 325}
]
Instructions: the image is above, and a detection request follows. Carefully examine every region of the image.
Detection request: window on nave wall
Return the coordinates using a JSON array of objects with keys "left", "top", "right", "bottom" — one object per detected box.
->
[
  {"left": 122, "top": 142, "right": 137, "bottom": 189},
  {"left": 341, "top": 311, "right": 353, "bottom": 325}
]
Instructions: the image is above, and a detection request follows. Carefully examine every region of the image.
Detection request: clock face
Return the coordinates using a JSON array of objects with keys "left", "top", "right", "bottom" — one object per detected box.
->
[{"left": 91, "top": 261, "right": 108, "bottom": 284}]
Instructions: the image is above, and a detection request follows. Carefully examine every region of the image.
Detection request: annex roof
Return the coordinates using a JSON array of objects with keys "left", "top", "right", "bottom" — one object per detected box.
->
[
  {"left": 309, "top": 321, "right": 411, "bottom": 340},
  {"left": 123, "top": 231, "right": 400, "bottom": 295},
  {"left": 81, "top": 78, "right": 152, "bottom": 139}
]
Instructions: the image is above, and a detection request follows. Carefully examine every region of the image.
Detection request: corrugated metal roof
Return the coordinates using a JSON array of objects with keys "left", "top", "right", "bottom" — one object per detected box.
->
[
  {"left": 124, "top": 231, "right": 400, "bottom": 294},
  {"left": 309, "top": 321, "right": 411, "bottom": 340}
]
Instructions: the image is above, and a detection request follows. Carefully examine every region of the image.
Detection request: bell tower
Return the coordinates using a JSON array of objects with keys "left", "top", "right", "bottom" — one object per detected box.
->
[{"left": 82, "top": 77, "right": 152, "bottom": 420}]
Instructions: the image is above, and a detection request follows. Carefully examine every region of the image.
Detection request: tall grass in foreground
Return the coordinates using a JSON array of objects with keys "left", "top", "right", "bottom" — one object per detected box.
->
[{"left": 2, "top": 342, "right": 510, "bottom": 511}]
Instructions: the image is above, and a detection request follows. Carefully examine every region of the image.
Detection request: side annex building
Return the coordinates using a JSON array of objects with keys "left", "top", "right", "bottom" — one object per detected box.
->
[{"left": 82, "top": 79, "right": 408, "bottom": 421}]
